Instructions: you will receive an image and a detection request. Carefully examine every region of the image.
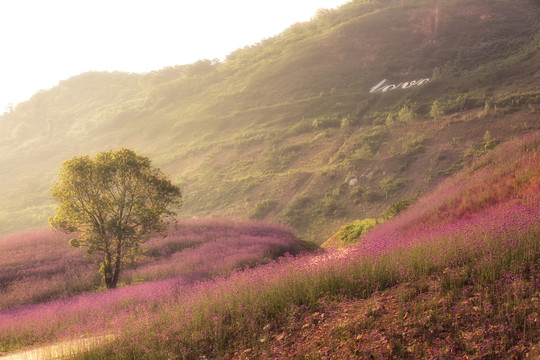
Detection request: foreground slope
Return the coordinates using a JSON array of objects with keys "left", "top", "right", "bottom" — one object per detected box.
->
[
  {"left": 251, "top": 133, "right": 540, "bottom": 359},
  {"left": 1, "top": 0, "right": 539, "bottom": 241}
]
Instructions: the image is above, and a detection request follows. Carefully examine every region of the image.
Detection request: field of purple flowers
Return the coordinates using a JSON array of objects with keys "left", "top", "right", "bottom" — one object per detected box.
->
[
  {"left": 0, "top": 220, "right": 308, "bottom": 354},
  {"left": 65, "top": 198, "right": 534, "bottom": 359},
  {"left": 1, "top": 132, "right": 539, "bottom": 359}
]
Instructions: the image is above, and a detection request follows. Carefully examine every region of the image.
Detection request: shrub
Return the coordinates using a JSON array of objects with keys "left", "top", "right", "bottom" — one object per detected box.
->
[
  {"left": 351, "top": 186, "right": 365, "bottom": 204},
  {"left": 340, "top": 115, "right": 352, "bottom": 128},
  {"left": 337, "top": 218, "right": 378, "bottom": 244},
  {"left": 397, "top": 135, "right": 425, "bottom": 158},
  {"left": 322, "top": 194, "right": 343, "bottom": 217},
  {"left": 464, "top": 130, "right": 501, "bottom": 158},
  {"left": 429, "top": 100, "right": 445, "bottom": 119},
  {"left": 250, "top": 199, "right": 278, "bottom": 220},
  {"left": 288, "top": 118, "right": 314, "bottom": 135},
  {"left": 281, "top": 195, "right": 315, "bottom": 228},
  {"left": 379, "top": 175, "right": 407, "bottom": 198},
  {"left": 380, "top": 193, "right": 419, "bottom": 220},
  {"left": 397, "top": 105, "right": 417, "bottom": 123},
  {"left": 363, "top": 189, "right": 383, "bottom": 203},
  {"left": 312, "top": 115, "right": 341, "bottom": 129}
]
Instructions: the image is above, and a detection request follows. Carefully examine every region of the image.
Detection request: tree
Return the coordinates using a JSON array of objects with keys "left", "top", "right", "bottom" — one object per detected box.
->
[{"left": 50, "top": 148, "right": 181, "bottom": 289}]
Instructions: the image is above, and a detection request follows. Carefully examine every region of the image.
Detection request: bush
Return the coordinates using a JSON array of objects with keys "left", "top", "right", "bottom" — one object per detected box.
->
[
  {"left": 322, "top": 194, "right": 343, "bottom": 217},
  {"left": 340, "top": 115, "right": 352, "bottom": 128},
  {"left": 337, "top": 218, "right": 378, "bottom": 244},
  {"left": 429, "top": 100, "right": 445, "bottom": 119},
  {"left": 397, "top": 135, "right": 425, "bottom": 158},
  {"left": 363, "top": 189, "right": 383, "bottom": 203},
  {"left": 351, "top": 186, "right": 365, "bottom": 204},
  {"left": 380, "top": 193, "right": 419, "bottom": 220},
  {"left": 397, "top": 105, "right": 417, "bottom": 123},
  {"left": 288, "top": 118, "right": 314, "bottom": 135},
  {"left": 379, "top": 175, "right": 407, "bottom": 198},
  {"left": 250, "top": 199, "right": 278, "bottom": 220},
  {"left": 464, "top": 131, "right": 501, "bottom": 158},
  {"left": 281, "top": 196, "right": 316, "bottom": 228},
  {"left": 312, "top": 115, "right": 341, "bottom": 129}
]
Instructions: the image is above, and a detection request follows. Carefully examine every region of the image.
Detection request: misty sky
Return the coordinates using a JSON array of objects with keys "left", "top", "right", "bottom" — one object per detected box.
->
[{"left": 0, "top": 0, "right": 350, "bottom": 111}]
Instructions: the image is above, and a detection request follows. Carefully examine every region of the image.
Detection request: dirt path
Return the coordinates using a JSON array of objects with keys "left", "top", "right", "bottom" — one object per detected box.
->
[{"left": 0, "top": 336, "right": 113, "bottom": 360}]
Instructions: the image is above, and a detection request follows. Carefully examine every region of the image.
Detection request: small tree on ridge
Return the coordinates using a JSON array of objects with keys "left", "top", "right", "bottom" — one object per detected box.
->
[{"left": 50, "top": 148, "right": 181, "bottom": 289}]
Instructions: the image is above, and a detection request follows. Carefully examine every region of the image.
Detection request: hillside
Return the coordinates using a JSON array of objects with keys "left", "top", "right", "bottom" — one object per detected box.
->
[
  {"left": 235, "top": 131, "right": 540, "bottom": 359},
  {"left": 1, "top": 0, "right": 539, "bottom": 242},
  {"left": 1, "top": 130, "right": 538, "bottom": 359}
]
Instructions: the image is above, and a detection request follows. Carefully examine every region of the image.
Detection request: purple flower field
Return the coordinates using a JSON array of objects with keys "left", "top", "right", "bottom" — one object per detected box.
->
[
  {"left": 1, "top": 132, "right": 539, "bottom": 359},
  {"left": 0, "top": 219, "right": 308, "bottom": 353}
]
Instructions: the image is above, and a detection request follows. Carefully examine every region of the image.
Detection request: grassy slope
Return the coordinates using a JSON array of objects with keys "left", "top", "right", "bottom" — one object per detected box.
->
[
  {"left": 252, "top": 132, "right": 540, "bottom": 359},
  {"left": 1, "top": 131, "right": 537, "bottom": 359},
  {"left": 70, "top": 130, "right": 540, "bottom": 359},
  {"left": 1, "top": 0, "right": 539, "bottom": 243}
]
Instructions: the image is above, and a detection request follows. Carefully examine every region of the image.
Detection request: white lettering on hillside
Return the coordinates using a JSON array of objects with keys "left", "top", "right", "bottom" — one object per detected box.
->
[{"left": 369, "top": 78, "right": 430, "bottom": 93}]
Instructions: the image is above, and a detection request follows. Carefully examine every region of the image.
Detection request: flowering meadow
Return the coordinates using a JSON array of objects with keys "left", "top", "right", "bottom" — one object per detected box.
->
[
  {"left": 1, "top": 132, "right": 539, "bottom": 359},
  {"left": 0, "top": 229, "right": 95, "bottom": 312},
  {"left": 0, "top": 220, "right": 308, "bottom": 354}
]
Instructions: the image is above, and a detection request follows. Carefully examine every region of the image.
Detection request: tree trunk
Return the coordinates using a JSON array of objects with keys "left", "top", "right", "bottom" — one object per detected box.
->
[
  {"left": 105, "top": 275, "right": 114, "bottom": 289},
  {"left": 103, "top": 260, "right": 114, "bottom": 289},
  {"left": 111, "top": 259, "right": 121, "bottom": 289},
  {"left": 111, "top": 240, "right": 122, "bottom": 289},
  {"left": 102, "top": 247, "right": 115, "bottom": 289}
]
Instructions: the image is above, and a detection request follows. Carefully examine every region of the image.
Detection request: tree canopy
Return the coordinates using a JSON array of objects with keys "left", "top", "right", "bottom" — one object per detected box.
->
[{"left": 50, "top": 148, "right": 182, "bottom": 289}]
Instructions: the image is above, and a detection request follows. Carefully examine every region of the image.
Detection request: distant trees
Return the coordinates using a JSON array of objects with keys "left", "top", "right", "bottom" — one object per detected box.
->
[
  {"left": 386, "top": 104, "right": 418, "bottom": 125},
  {"left": 397, "top": 105, "right": 417, "bottom": 123},
  {"left": 50, "top": 148, "right": 182, "bottom": 289},
  {"left": 312, "top": 8, "right": 331, "bottom": 21}
]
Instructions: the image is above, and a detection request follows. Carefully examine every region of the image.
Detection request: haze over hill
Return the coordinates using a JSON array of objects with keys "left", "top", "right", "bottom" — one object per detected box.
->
[{"left": 0, "top": 0, "right": 539, "bottom": 242}]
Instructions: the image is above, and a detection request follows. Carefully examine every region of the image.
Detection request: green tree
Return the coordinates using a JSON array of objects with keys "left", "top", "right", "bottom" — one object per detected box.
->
[{"left": 50, "top": 148, "right": 181, "bottom": 289}]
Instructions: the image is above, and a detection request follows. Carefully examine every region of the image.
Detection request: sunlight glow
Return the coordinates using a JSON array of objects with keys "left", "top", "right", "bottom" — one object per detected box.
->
[{"left": 0, "top": 0, "right": 350, "bottom": 110}]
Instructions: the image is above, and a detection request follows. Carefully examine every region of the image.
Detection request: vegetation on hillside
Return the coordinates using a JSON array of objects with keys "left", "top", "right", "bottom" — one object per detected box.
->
[
  {"left": 1, "top": 0, "right": 540, "bottom": 358},
  {"left": 1, "top": 131, "right": 538, "bottom": 359},
  {"left": 0, "top": 0, "right": 539, "bottom": 242}
]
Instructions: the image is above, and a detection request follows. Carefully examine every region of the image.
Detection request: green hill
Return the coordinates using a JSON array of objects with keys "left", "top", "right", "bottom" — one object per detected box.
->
[{"left": 1, "top": 0, "right": 539, "bottom": 242}]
